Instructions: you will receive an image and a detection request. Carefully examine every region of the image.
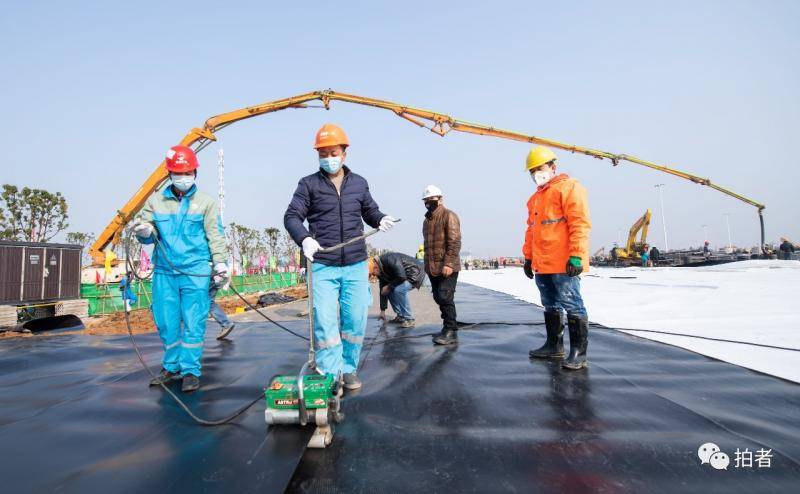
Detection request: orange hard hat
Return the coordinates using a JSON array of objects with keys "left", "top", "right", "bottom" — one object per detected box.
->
[
  {"left": 314, "top": 123, "right": 349, "bottom": 149},
  {"left": 165, "top": 145, "right": 199, "bottom": 172}
]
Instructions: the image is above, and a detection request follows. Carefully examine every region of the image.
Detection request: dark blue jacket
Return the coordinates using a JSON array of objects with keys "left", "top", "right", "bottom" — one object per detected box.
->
[{"left": 284, "top": 166, "right": 385, "bottom": 266}]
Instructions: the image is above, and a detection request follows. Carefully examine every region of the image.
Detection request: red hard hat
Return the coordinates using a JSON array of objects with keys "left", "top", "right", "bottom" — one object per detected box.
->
[{"left": 165, "top": 145, "right": 199, "bottom": 172}]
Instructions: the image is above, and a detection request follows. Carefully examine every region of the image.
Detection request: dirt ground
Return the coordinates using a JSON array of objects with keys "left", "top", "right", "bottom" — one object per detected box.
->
[{"left": 0, "top": 285, "right": 308, "bottom": 338}]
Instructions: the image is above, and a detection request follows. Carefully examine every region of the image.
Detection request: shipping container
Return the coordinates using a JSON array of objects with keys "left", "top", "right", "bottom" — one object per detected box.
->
[{"left": 0, "top": 241, "right": 82, "bottom": 305}]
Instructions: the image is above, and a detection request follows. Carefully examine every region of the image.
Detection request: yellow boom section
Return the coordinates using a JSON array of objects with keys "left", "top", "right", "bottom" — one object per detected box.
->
[{"left": 89, "top": 89, "right": 766, "bottom": 264}]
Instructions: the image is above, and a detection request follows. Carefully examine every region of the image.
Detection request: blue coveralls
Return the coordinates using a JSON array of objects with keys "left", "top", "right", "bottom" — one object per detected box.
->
[{"left": 137, "top": 184, "right": 227, "bottom": 377}]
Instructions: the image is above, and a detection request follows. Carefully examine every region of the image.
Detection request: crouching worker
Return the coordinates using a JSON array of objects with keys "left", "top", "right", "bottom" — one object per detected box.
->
[
  {"left": 284, "top": 124, "right": 396, "bottom": 391},
  {"left": 369, "top": 252, "right": 426, "bottom": 328},
  {"left": 133, "top": 145, "right": 229, "bottom": 392},
  {"left": 522, "top": 146, "right": 591, "bottom": 370}
]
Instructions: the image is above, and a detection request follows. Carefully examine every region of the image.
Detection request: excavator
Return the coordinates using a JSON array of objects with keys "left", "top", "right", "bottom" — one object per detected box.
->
[
  {"left": 611, "top": 209, "right": 652, "bottom": 263},
  {"left": 88, "top": 89, "right": 767, "bottom": 264}
]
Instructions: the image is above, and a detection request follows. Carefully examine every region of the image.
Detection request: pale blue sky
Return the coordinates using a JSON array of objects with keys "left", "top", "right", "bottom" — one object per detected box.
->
[{"left": 2, "top": 1, "right": 798, "bottom": 257}]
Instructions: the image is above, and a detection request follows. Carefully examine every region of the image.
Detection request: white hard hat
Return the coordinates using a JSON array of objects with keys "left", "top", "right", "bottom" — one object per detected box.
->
[{"left": 422, "top": 184, "right": 443, "bottom": 200}]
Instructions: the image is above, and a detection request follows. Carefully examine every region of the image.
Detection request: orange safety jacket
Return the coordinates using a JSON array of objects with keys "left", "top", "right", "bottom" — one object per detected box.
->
[{"left": 522, "top": 174, "right": 591, "bottom": 274}]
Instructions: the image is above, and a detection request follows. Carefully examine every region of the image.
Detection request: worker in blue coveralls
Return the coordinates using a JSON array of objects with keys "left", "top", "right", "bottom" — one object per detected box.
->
[
  {"left": 132, "top": 145, "right": 229, "bottom": 393},
  {"left": 284, "top": 124, "right": 396, "bottom": 391}
]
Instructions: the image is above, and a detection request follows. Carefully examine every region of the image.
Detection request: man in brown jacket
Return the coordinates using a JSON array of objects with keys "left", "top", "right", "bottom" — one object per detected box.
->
[{"left": 421, "top": 185, "right": 462, "bottom": 345}]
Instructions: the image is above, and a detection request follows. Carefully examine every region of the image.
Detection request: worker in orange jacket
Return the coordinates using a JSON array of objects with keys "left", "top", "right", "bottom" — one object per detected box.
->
[{"left": 522, "top": 146, "right": 591, "bottom": 370}]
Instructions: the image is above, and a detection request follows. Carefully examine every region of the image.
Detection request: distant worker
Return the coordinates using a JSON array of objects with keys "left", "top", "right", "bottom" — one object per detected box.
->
[
  {"left": 649, "top": 245, "right": 660, "bottom": 266},
  {"left": 370, "top": 252, "right": 426, "bottom": 328},
  {"left": 703, "top": 241, "right": 711, "bottom": 259},
  {"left": 133, "top": 145, "right": 229, "bottom": 392},
  {"left": 284, "top": 124, "right": 396, "bottom": 391},
  {"left": 422, "top": 185, "right": 462, "bottom": 345},
  {"left": 415, "top": 244, "right": 425, "bottom": 261},
  {"left": 522, "top": 146, "right": 591, "bottom": 370},
  {"left": 641, "top": 244, "right": 650, "bottom": 267},
  {"left": 779, "top": 238, "right": 796, "bottom": 260},
  {"left": 210, "top": 280, "right": 235, "bottom": 340}
]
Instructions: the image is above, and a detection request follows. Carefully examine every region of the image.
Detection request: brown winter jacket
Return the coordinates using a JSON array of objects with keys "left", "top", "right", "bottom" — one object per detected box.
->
[{"left": 422, "top": 205, "right": 462, "bottom": 277}]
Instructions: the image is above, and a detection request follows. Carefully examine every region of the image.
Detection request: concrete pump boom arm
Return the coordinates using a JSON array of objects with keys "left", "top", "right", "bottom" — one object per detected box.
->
[{"left": 89, "top": 89, "right": 766, "bottom": 264}]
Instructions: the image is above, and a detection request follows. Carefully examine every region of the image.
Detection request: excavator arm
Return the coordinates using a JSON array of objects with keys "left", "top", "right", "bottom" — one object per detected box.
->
[
  {"left": 89, "top": 89, "right": 767, "bottom": 264},
  {"left": 625, "top": 209, "right": 652, "bottom": 254}
]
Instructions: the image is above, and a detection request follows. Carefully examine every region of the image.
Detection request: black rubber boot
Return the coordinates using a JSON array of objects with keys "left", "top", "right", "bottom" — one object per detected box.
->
[
  {"left": 181, "top": 375, "right": 200, "bottom": 393},
  {"left": 432, "top": 329, "right": 458, "bottom": 345},
  {"left": 529, "top": 311, "right": 565, "bottom": 359},
  {"left": 562, "top": 315, "right": 589, "bottom": 370}
]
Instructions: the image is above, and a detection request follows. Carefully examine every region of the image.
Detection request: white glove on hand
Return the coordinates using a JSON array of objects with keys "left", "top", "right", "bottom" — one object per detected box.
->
[
  {"left": 302, "top": 237, "right": 321, "bottom": 262},
  {"left": 213, "top": 262, "right": 229, "bottom": 286},
  {"left": 379, "top": 216, "right": 397, "bottom": 232},
  {"left": 133, "top": 221, "right": 154, "bottom": 240}
]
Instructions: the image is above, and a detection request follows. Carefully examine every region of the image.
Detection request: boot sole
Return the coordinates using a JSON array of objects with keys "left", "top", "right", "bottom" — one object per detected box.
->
[
  {"left": 433, "top": 339, "right": 458, "bottom": 345},
  {"left": 562, "top": 360, "right": 589, "bottom": 370},
  {"left": 529, "top": 352, "right": 566, "bottom": 359},
  {"left": 148, "top": 375, "right": 180, "bottom": 387}
]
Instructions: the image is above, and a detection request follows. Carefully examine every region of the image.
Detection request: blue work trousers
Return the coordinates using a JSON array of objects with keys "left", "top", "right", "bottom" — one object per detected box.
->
[
  {"left": 151, "top": 272, "right": 211, "bottom": 377},
  {"left": 312, "top": 260, "right": 370, "bottom": 375},
  {"left": 534, "top": 273, "right": 588, "bottom": 318},
  {"left": 388, "top": 281, "right": 414, "bottom": 319},
  {"left": 208, "top": 285, "right": 232, "bottom": 329}
]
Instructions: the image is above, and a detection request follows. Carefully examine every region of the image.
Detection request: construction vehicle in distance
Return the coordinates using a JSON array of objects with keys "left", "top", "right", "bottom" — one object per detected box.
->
[
  {"left": 611, "top": 209, "right": 652, "bottom": 264},
  {"left": 86, "top": 90, "right": 767, "bottom": 265}
]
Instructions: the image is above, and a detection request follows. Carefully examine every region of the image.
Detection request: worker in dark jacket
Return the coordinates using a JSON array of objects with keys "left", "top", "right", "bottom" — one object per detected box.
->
[
  {"left": 369, "top": 252, "right": 426, "bottom": 328},
  {"left": 284, "top": 124, "right": 396, "bottom": 390},
  {"left": 649, "top": 246, "right": 660, "bottom": 266},
  {"left": 779, "top": 238, "right": 796, "bottom": 260},
  {"left": 422, "top": 184, "right": 462, "bottom": 345}
]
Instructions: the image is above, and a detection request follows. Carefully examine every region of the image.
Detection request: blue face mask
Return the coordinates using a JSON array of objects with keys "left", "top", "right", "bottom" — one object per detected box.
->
[
  {"left": 319, "top": 156, "right": 343, "bottom": 174},
  {"left": 171, "top": 174, "right": 195, "bottom": 192}
]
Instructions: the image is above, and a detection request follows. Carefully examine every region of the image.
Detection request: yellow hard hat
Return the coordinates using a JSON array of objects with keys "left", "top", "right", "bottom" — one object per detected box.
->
[
  {"left": 418, "top": 244, "right": 424, "bottom": 251},
  {"left": 525, "top": 146, "right": 557, "bottom": 172}
]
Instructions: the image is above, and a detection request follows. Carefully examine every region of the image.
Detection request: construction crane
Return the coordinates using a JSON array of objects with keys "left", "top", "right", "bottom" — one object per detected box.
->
[
  {"left": 612, "top": 209, "right": 652, "bottom": 261},
  {"left": 88, "top": 90, "right": 767, "bottom": 264}
]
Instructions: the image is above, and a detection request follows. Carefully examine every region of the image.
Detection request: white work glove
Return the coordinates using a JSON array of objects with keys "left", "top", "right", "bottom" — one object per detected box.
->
[
  {"left": 302, "top": 237, "right": 321, "bottom": 262},
  {"left": 133, "top": 221, "right": 154, "bottom": 239},
  {"left": 379, "top": 215, "right": 397, "bottom": 232},
  {"left": 213, "top": 262, "right": 229, "bottom": 286}
]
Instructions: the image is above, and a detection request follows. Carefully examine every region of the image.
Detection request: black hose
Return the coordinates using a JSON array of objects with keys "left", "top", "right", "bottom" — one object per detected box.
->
[{"left": 124, "top": 309, "right": 262, "bottom": 426}]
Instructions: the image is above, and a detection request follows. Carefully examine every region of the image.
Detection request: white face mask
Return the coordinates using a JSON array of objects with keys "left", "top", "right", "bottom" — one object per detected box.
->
[
  {"left": 171, "top": 174, "right": 195, "bottom": 192},
  {"left": 533, "top": 168, "right": 554, "bottom": 187}
]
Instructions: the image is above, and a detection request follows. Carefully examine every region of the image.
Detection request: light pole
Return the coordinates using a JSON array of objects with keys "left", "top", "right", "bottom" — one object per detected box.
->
[
  {"left": 217, "top": 148, "right": 225, "bottom": 224},
  {"left": 654, "top": 184, "right": 669, "bottom": 252},
  {"left": 723, "top": 214, "right": 732, "bottom": 252}
]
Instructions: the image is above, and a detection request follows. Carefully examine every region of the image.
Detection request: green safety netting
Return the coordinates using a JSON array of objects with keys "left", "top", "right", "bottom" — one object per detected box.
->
[{"left": 80, "top": 272, "right": 298, "bottom": 316}]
